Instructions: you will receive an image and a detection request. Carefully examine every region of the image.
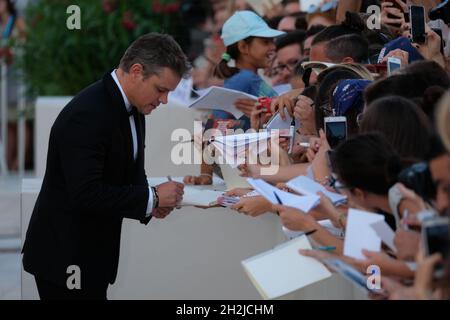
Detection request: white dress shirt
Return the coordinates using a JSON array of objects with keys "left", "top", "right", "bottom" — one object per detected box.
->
[{"left": 111, "top": 70, "right": 153, "bottom": 216}]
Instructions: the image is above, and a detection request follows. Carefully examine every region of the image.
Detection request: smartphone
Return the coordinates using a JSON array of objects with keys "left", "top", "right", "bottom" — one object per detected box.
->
[
  {"left": 324, "top": 117, "right": 347, "bottom": 149},
  {"left": 387, "top": 57, "right": 402, "bottom": 75},
  {"left": 422, "top": 216, "right": 449, "bottom": 278},
  {"left": 410, "top": 5, "right": 426, "bottom": 44}
]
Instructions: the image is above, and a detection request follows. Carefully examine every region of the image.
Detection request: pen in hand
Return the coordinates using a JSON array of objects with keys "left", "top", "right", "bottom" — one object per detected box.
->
[
  {"left": 273, "top": 191, "right": 283, "bottom": 216},
  {"left": 167, "top": 175, "right": 182, "bottom": 209},
  {"left": 313, "top": 246, "right": 336, "bottom": 251},
  {"left": 288, "top": 118, "right": 295, "bottom": 154}
]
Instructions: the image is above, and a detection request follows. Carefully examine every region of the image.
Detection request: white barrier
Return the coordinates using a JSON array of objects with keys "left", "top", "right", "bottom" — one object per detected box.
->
[{"left": 25, "top": 99, "right": 367, "bottom": 299}]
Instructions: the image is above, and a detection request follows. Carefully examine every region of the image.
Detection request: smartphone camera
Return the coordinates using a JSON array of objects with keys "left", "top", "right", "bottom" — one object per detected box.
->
[{"left": 325, "top": 117, "right": 347, "bottom": 149}]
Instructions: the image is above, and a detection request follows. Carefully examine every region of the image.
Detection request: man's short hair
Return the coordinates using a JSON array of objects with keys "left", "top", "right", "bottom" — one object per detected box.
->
[
  {"left": 325, "top": 34, "right": 369, "bottom": 63},
  {"left": 275, "top": 30, "right": 306, "bottom": 52},
  {"left": 305, "top": 24, "right": 326, "bottom": 39},
  {"left": 311, "top": 24, "right": 360, "bottom": 46},
  {"left": 119, "top": 33, "right": 191, "bottom": 79}
]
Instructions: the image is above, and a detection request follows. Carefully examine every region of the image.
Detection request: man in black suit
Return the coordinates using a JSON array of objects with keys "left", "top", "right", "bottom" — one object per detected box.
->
[{"left": 22, "top": 33, "right": 191, "bottom": 300}]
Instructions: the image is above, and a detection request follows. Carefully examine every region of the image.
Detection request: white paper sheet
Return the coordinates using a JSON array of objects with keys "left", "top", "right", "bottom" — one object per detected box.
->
[
  {"left": 283, "top": 219, "right": 344, "bottom": 240},
  {"left": 343, "top": 209, "right": 384, "bottom": 260},
  {"left": 242, "top": 236, "right": 332, "bottom": 299},
  {"left": 180, "top": 187, "right": 223, "bottom": 207},
  {"left": 265, "top": 113, "right": 301, "bottom": 132},
  {"left": 247, "top": 178, "right": 320, "bottom": 213},
  {"left": 219, "top": 164, "right": 252, "bottom": 190},
  {"left": 370, "top": 220, "right": 397, "bottom": 252},
  {"left": 188, "top": 86, "right": 257, "bottom": 119},
  {"left": 287, "top": 175, "right": 347, "bottom": 205},
  {"left": 211, "top": 131, "right": 271, "bottom": 168},
  {"left": 168, "top": 77, "right": 193, "bottom": 106}
]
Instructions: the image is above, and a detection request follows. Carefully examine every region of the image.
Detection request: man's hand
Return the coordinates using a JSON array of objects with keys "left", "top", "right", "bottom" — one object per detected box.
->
[
  {"left": 152, "top": 207, "right": 173, "bottom": 219},
  {"left": 156, "top": 181, "right": 184, "bottom": 207}
]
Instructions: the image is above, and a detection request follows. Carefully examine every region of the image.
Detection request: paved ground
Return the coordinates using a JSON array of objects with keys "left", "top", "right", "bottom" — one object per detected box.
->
[
  {"left": 0, "top": 173, "right": 30, "bottom": 300},
  {"left": 0, "top": 243, "right": 21, "bottom": 300}
]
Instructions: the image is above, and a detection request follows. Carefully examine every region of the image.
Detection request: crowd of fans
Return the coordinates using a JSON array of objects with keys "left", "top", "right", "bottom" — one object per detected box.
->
[{"left": 180, "top": 0, "right": 450, "bottom": 300}]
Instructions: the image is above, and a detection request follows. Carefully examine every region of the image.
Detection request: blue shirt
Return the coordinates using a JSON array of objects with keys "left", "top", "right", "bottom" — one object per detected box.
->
[{"left": 212, "top": 69, "right": 277, "bottom": 130}]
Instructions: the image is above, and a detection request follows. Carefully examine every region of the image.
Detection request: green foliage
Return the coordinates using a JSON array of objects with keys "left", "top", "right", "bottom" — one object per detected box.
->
[{"left": 20, "top": 0, "right": 186, "bottom": 96}]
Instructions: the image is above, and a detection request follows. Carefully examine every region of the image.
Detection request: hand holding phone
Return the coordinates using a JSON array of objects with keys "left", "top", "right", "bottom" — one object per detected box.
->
[{"left": 388, "top": 57, "right": 402, "bottom": 75}]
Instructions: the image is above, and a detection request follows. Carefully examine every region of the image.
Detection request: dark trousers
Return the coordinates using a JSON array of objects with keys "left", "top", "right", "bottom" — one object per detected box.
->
[{"left": 35, "top": 276, "right": 108, "bottom": 300}]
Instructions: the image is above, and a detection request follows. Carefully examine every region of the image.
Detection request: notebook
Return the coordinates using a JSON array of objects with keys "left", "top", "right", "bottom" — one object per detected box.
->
[
  {"left": 247, "top": 178, "right": 320, "bottom": 213},
  {"left": 188, "top": 86, "right": 257, "bottom": 119},
  {"left": 287, "top": 175, "right": 347, "bottom": 205},
  {"left": 343, "top": 209, "right": 384, "bottom": 260},
  {"left": 180, "top": 187, "right": 224, "bottom": 207},
  {"left": 242, "top": 236, "right": 332, "bottom": 299}
]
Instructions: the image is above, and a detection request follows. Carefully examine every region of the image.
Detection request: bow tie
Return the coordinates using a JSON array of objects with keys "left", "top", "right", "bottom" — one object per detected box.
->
[{"left": 128, "top": 106, "right": 138, "bottom": 117}]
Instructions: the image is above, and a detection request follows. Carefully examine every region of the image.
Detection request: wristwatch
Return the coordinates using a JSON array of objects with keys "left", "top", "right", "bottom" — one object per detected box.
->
[{"left": 151, "top": 187, "right": 159, "bottom": 209}]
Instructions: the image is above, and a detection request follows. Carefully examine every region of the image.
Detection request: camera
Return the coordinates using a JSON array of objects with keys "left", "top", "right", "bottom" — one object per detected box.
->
[
  {"left": 422, "top": 216, "right": 449, "bottom": 278},
  {"left": 429, "top": 0, "right": 450, "bottom": 24},
  {"left": 397, "top": 162, "right": 436, "bottom": 203}
]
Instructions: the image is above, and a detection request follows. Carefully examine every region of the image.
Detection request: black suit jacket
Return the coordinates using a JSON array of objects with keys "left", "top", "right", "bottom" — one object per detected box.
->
[{"left": 23, "top": 72, "right": 152, "bottom": 288}]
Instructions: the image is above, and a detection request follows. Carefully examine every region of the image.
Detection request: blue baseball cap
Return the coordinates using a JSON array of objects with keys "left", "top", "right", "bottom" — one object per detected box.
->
[
  {"left": 332, "top": 79, "right": 372, "bottom": 116},
  {"left": 378, "top": 37, "right": 424, "bottom": 64},
  {"left": 221, "top": 11, "right": 285, "bottom": 47}
]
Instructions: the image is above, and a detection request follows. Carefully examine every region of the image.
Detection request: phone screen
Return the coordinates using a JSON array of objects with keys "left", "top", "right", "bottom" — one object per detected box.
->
[
  {"left": 426, "top": 224, "right": 449, "bottom": 258},
  {"left": 411, "top": 6, "right": 426, "bottom": 44},
  {"left": 326, "top": 120, "right": 347, "bottom": 149}
]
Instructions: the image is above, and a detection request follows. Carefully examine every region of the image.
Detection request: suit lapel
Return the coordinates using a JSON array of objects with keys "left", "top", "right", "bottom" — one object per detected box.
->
[
  {"left": 103, "top": 72, "right": 135, "bottom": 176},
  {"left": 134, "top": 113, "right": 144, "bottom": 169}
]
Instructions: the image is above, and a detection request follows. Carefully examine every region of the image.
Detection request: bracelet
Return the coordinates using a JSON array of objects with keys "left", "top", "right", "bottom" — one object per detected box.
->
[
  {"left": 200, "top": 173, "right": 213, "bottom": 178},
  {"left": 151, "top": 187, "right": 159, "bottom": 209}
]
